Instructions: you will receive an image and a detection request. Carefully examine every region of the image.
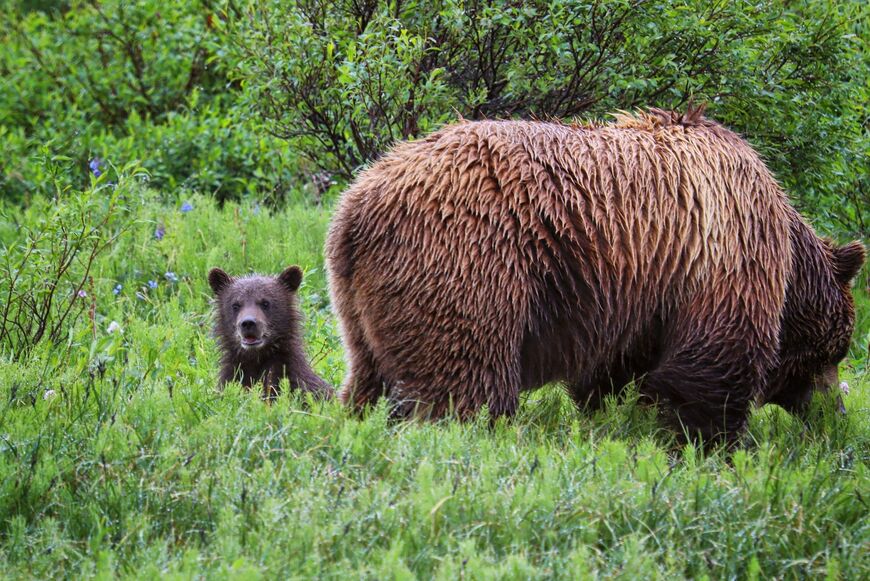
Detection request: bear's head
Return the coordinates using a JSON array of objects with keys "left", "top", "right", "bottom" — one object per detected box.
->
[
  {"left": 208, "top": 266, "right": 303, "bottom": 354},
  {"left": 770, "top": 240, "right": 865, "bottom": 408}
]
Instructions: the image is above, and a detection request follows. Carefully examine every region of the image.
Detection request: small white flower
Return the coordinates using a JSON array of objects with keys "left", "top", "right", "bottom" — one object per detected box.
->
[
  {"left": 43, "top": 389, "right": 57, "bottom": 400},
  {"left": 839, "top": 381, "right": 850, "bottom": 395},
  {"left": 107, "top": 321, "right": 122, "bottom": 334}
]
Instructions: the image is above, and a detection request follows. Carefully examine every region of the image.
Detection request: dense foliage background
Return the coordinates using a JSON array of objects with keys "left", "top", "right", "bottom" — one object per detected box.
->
[
  {"left": 2, "top": 0, "right": 867, "bottom": 233},
  {"left": 0, "top": 0, "right": 867, "bottom": 577}
]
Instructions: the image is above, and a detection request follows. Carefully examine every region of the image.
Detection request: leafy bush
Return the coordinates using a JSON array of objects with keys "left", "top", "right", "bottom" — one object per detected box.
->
[
  {"left": 227, "top": 0, "right": 867, "bottom": 234},
  {"left": 0, "top": 155, "right": 143, "bottom": 359},
  {"left": 1, "top": 0, "right": 225, "bottom": 129},
  {"left": 0, "top": 0, "right": 323, "bottom": 206},
  {"left": 0, "top": 97, "right": 325, "bottom": 206},
  {"left": 82, "top": 98, "right": 319, "bottom": 206},
  {"left": 1, "top": 0, "right": 865, "bottom": 231}
]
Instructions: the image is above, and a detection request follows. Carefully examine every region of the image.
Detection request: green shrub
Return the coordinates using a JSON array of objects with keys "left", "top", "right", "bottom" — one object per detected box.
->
[
  {"left": 227, "top": 0, "right": 868, "bottom": 235},
  {"left": 0, "top": 1, "right": 319, "bottom": 206},
  {"left": 82, "top": 97, "right": 316, "bottom": 206},
  {"left": 1, "top": 0, "right": 865, "bottom": 231},
  {"left": 1, "top": 0, "right": 225, "bottom": 129},
  {"left": 0, "top": 154, "right": 144, "bottom": 359},
  {"left": 0, "top": 96, "right": 324, "bottom": 206}
]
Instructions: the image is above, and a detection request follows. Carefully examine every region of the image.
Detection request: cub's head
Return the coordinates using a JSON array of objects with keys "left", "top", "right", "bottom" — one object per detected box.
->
[
  {"left": 208, "top": 266, "right": 303, "bottom": 353},
  {"left": 771, "top": 240, "right": 864, "bottom": 410}
]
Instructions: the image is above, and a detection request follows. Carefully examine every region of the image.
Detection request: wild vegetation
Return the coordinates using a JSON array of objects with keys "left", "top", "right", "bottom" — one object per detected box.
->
[{"left": 0, "top": 0, "right": 867, "bottom": 578}]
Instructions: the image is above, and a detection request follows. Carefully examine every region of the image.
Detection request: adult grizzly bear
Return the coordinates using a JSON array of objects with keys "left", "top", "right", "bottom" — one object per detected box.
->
[{"left": 326, "top": 108, "right": 864, "bottom": 442}]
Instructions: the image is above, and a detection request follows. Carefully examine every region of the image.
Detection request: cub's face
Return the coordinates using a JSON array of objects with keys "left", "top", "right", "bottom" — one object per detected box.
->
[{"left": 208, "top": 266, "right": 303, "bottom": 352}]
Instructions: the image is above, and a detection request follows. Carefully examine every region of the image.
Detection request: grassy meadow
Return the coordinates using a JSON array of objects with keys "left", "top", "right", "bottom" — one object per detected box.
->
[
  {"left": 2, "top": 0, "right": 868, "bottom": 578},
  {"left": 0, "top": 190, "right": 867, "bottom": 579}
]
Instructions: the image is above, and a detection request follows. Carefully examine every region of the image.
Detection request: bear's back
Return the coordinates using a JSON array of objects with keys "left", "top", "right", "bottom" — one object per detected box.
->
[{"left": 338, "top": 115, "right": 792, "bottom": 307}]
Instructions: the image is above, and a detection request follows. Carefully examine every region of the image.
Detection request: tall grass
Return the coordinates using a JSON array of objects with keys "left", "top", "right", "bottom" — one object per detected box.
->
[{"left": 0, "top": 193, "right": 867, "bottom": 579}]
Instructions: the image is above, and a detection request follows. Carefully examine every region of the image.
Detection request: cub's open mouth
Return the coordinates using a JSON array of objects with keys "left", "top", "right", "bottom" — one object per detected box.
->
[{"left": 240, "top": 335, "right": 263, "bottom": 347}]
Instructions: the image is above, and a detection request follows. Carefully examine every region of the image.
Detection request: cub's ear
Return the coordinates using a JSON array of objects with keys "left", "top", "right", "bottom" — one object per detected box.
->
[
  {"left": 208, "top": 268, "right": 234, "bottom": 295},
  {"left": 278, "top": 265, "right": 303, "bottom": 293},
  {"left": 833, "top": 241, "right": 865, "bottom": 284}
]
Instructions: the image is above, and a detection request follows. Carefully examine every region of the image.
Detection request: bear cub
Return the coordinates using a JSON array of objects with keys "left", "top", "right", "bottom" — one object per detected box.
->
[{"left": 209, "top": 265, "right": 331, "bottom": 400}]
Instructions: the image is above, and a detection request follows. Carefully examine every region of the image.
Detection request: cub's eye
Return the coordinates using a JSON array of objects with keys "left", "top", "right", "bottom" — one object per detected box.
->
[
  {"left": 260, "top": 300, "right": 270, "bottom": 310},
  {"left": 231, "top": 302, "right": 241, "bottom": 312}
]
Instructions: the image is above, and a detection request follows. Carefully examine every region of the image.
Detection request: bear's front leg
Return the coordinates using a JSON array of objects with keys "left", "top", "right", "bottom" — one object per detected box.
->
[{"left": 639, "top": 293, "right": 776, "bottom": 447}]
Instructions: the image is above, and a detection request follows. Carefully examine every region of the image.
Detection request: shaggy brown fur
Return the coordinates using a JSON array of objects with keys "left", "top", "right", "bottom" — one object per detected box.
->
[
  {"left": 209, "top": 266, "right": 332, "bottom": 400},
  {"left": 325, "top": 107, "right": 864, "bottom": 442}
]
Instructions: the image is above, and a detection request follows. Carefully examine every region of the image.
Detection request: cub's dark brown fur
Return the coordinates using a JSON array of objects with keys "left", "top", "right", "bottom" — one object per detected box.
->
[
  {"left": 209, "top": 266, "right": 331, "bottom": 400},
  {"left": 326, "top": 107, "right": 864, "bottom": 443}
]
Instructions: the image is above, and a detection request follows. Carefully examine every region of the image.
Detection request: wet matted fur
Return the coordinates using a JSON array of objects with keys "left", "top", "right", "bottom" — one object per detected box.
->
[{"left": 326, "top": 107, "right": 864, "bottom": 443}]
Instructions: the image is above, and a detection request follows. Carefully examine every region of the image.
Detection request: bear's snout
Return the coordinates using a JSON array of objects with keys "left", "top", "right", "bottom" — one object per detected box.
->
[{"left": 236, "top": 312, "right": 266, "bottom": 348}]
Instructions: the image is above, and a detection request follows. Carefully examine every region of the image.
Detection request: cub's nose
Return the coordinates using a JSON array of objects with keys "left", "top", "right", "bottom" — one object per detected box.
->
[{"left": 239, "top": 317, "right": 257, "bottom": 332}]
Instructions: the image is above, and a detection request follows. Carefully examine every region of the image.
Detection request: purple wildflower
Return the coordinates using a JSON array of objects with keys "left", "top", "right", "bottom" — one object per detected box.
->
[
  {"left": 180, "top": 202, "right": 193, "bottom": 213},
  {"left": 154, "top": 224, "right": 165, "bottom": 240},
  {"left": 147, "top": 280, "right": 158, "bottom": 289},
  {"left": 89, "top": 158, "right": 102, "bottom": 178},
  {"left": 164, "top": 271, "right": 179, "bottom": 283},
  {"left": 77, "top": 289, "right": 88, "bottom": 298},
  {"left": 113, "top": 284, "right": 122, "bottom": 295}
]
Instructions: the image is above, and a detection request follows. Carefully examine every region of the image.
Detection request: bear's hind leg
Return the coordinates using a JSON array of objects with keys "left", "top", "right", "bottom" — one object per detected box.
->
[
  {"left": 379, "top": 314, "right": 525, "bottom": 423},
  {"left": 385, "top": 350, "right": 523, "bottom": 422},
  {"left": 337, "top": 317, "right": 387, "bottom": 414}
]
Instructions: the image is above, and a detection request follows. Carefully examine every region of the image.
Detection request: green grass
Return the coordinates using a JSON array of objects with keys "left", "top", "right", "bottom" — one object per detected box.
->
[{"left": 0, "top": 194, "right": 867, "bottom": 579}]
